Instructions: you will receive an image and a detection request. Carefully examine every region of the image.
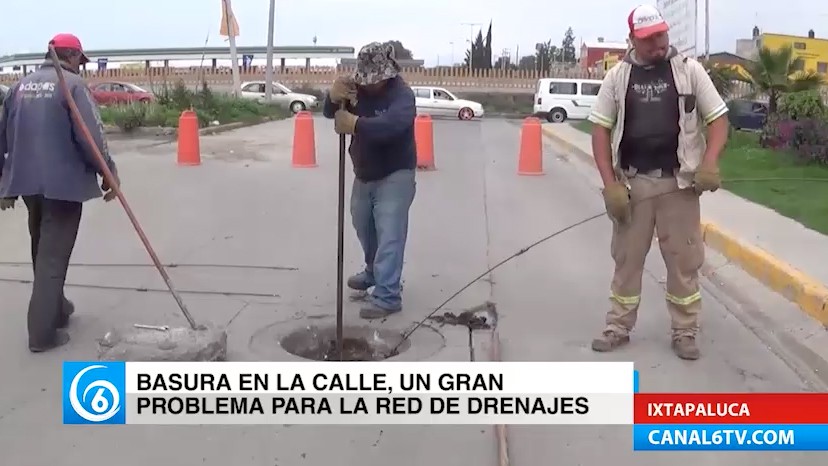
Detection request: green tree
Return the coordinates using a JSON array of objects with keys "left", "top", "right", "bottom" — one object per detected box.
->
[
  {"left": 561, "top": 27, "right": 577, "bottom": 64},
  {"left": 745, "top": 45, "right": 824, "bottom": 114},
  {"left": 494, "top": 55, "right": 516, "bottom": 70},
  {"left": 700, "top": 60, "right": 743, "bottom": 100},
  {"left": 518, "top": 55, "right": 536, "bottom": 71},
  {"left": 463, "top": 30, "right": 488, "bottom": 70},
  {"left": 381, "top": 40, "right": 413, "bottom": 60},
  {"left": 484, "top": 21, "right": 493, "bottom": 69},
  {"left": 534, "top": 40, "right": 558, "bottom": 73}
]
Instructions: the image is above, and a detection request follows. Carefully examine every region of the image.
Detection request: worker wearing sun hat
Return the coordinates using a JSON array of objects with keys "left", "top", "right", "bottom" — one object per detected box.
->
[
  {"left": 0, "top": 33, "right": 119, "bottom": 352},
  {"left": 321, "top": 42, "right": 417, "bottom": 320},
  {"left": 586, "top": 4, "right": 729, "bottom": 360}
]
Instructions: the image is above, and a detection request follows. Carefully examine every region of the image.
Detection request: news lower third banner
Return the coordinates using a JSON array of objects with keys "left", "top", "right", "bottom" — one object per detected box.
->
[
  {"left": 633, "top": 393, "right": 828, "bottom": 451},
  {"left": 61, "top": 361, "right": 828, "bottom": 450},
  {"left": 62, "top": 361, "right": 634, "bottom": 425}
]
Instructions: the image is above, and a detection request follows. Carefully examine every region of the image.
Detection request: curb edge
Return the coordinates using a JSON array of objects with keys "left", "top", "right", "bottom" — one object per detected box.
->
[{"left": 540, "top": 124, "right": 828, "bottom": 326}]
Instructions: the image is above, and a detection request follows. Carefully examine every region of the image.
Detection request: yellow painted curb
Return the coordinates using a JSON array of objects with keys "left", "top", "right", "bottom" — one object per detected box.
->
[
  {"left": 541, "top": 124, "right": 828, "bottom": 325},
  {"left": 701, "top": 222, "right": 828, "bottom": 325}
]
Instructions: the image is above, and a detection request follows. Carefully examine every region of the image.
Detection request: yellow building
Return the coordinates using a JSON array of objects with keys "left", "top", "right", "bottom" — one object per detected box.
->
[{"left": 758, "top": 32, "right": 828, "bottom": 75}]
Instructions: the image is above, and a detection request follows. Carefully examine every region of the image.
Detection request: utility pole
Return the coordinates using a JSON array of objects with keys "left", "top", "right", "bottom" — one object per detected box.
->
[
  {"left": 265, "top": 0, "right": 275, "bottom": 101},
  {"left": 501, "top": 48, "right": 510, "bottom": 69},
  {"left": 449, "top": 41, "right": 455, "bottom": 66},
  {"left": 461, "top": 22, "right": 482, "bottom": 73},
  {"left": 222, "top": 0, "right": 241, "bottom": 97}
]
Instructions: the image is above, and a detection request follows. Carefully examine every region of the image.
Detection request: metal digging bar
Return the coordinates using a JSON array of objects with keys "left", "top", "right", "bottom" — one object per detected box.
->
[{"left": 48, "top": 44, "right": 200, "bottom": 331}]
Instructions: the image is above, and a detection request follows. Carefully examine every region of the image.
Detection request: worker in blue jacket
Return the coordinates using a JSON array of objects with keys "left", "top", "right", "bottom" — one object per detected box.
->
[
  {"left": 0, "top": 34, "right": 120, "bottom": 352},
  {"left": 322, "top": 41, "right": 417, "bottom": 319}
]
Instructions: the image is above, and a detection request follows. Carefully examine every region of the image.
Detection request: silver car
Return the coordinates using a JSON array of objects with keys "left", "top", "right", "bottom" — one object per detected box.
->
[
  {"left": 411, "top": 86, "right": 485, "bottom": 120},
  {"left": 240, "top": 81, "right": 319, "bottom": 114}
]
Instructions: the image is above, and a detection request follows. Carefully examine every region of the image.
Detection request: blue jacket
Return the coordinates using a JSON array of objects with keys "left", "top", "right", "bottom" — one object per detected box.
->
[
  {"left": 323, "top": 76, "right": 416, "bottom": 182},
  {"left": 0, "top": 60, "right": 118, "bottom": 203}
]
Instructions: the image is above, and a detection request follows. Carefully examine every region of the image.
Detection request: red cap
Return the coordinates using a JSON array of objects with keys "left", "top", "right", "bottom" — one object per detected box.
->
[
  {"left": 49, "top": 33, "right": 89, "bottom": 64},
  {"left": 628, "top": 4, "right": 669, "bottom": 39}
]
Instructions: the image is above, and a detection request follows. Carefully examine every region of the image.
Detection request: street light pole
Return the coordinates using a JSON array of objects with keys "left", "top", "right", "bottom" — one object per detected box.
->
[
  {"left": 461, "top": 22, "right": 481, "bottom": 73},
  {"left": 265, "top": 0, "right": 275, "bottom": 101}
]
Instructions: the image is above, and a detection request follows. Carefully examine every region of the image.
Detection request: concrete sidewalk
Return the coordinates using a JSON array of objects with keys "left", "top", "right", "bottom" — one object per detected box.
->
[
  {"left": 0, "top": 117, "right": 826, "bottom": 465},
  {"left": 541, "top": 122, "right": 828, "bottom": 326}
]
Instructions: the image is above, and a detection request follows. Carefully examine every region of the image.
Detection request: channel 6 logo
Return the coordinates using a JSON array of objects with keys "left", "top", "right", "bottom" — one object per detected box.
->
[{"left": 62, "top": 361, "right": 126, "bottom": 424}]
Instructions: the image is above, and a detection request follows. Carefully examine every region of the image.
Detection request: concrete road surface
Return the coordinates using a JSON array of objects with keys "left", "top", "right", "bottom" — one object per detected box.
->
[{"left": 0, "top": 116, "right": 825, "bottom": 465}]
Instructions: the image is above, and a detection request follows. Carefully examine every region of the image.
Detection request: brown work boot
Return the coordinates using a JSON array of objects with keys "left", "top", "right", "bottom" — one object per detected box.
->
[
  {"left": 591, "top": 330, "right": 630, "bottom": 352},
  {"left": 672, "top": 336, "right": 700, "bottom": 360}
]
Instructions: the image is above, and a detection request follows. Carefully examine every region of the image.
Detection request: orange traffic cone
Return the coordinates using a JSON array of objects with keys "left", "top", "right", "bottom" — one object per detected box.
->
[
  {"left": 177, "top": 110, "right": 201, "bottom": 166},
  {"left": 518, "top": 117, "right": 544, "bottom": 175},
  {"left": 292, "top": 111, "right": 317, "bottom": 168},
  {"left": 415, "top": 114, "right": 435, "bottom": 170}
]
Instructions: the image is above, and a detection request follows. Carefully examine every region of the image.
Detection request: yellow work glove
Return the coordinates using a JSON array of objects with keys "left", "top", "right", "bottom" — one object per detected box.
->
[
  {"left": 329, "top": 76, "right": 357, "bottom": 105},
  {"left": 334, "top": 109, "right": 358, "bottom": 135},
  {"left": 693, "top": 166, "right": 721, "bottom": 194},
  {"left": 602, "top": 181, "right": 631, "bottom": 224}
]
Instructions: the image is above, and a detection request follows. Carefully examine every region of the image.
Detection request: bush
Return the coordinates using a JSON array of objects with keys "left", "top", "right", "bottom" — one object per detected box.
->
[
  {"left": 101, "top": 80, "right": 290, "bottom": 130},
  {"left": 779, "top": 90, "right": 827, "bottom": 120},
  {"left": 759, "top": 113, "right": 797, "bottom": 149},
  {"left": 791, "top": 117, "right": 828, "bottom": 165}
]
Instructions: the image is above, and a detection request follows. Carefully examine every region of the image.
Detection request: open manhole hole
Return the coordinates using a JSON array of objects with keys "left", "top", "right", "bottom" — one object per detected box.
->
[{"left": 281, "top": 324, "right": 412, "bottom": 361}]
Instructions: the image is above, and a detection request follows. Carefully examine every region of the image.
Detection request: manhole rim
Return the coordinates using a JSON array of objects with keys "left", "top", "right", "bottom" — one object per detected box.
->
[{"left": 248, "top": 317, "right": 446, "bottom": 362}]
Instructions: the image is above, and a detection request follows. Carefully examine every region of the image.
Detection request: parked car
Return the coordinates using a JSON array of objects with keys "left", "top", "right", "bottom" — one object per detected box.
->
[
  {"left": 89, "top": 81, "right": 155, "bottom": 106},
  {"left": 533, "top": 78, "right": 603, "bottom": 123},
  {"left": 239, "top": 81, "right": 318, "bottom": 114},
  {"left": 411, "top": 86, "right": 484, "bottom": 120},
  {"left": 727, "top": 99, "right": 767, "bottom": 131}
]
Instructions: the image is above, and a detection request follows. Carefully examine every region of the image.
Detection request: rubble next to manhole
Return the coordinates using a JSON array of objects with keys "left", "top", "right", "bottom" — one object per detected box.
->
[{"left": 427, "top": 301, "right": 496, "bottom": 330}]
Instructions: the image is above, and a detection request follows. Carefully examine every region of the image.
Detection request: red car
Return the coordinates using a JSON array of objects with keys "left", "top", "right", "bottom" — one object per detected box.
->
[{"left": 89, "top": 81, "right": 155, "bottom": 106}]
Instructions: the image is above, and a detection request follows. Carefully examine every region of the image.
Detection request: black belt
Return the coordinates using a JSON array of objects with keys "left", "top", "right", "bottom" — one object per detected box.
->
[{"left": 624, "top": 167, "right": 676, "bottom": 178}]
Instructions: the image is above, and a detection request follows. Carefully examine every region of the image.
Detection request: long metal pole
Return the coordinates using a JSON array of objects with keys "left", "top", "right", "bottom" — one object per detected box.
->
[
  {"left": 224, "top": 0, "right": 241, "bottom": 98},
  {"left": 48, "top": 46, "right": 199, "bottom": 331},
  {"left": 692, "top": 0, "right": 699, "bottom": 58},
  {"left": 265, "top": 0, "right": 275, "bottom": 101},
  {"left": 336, "top": 101, "right": 347, "bottom": 361},
  {"left": 704, "top": 0, "right": 710, "bottom": 60}
]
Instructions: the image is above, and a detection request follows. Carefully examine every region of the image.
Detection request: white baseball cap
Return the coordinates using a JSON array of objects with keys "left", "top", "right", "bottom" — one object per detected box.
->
[{"left": 628, "top": 4, "right": 669, "bottom": 39}]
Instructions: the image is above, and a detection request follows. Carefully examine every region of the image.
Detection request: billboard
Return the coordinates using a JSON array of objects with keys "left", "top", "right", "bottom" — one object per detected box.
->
[{"left": 657, "top": 0, "right": 697, "bottom": 56}]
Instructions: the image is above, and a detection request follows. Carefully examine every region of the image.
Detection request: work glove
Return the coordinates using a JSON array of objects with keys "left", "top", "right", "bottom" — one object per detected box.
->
[
  {"left": 693, "top": 166, "right": 721, "bottom": 195},
  {"left": 329, "top": 76, "right": 357, "bottom": 106},
  {"left": 101, "top": 174, "right": 120, "bottom": 202},
  {"left": 334, "top": 109, "right": 358, "bottom": 135},
  {"left": 0, "top": 197, "right": 15, "bottom": 211},
  {"left": 601, "top": 181, "right": 631, "bottom": 224}
]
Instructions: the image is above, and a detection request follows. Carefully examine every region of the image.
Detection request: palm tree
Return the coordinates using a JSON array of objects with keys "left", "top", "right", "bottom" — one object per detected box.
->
[
  {"left": 700, "top": 60, "right": 745, "bottom": 100},
  {"left": 744, "top": 45, "right": 824, "bottom": 114}
]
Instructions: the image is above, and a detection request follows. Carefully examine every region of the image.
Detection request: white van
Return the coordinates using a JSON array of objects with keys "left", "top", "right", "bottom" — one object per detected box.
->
[{"left": 533, "top": 78, "right": 604, "bottom": 123}]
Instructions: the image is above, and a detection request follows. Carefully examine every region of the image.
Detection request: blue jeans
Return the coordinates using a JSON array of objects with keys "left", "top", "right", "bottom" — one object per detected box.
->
[{"left": 350, "top": 169, "right": 416, "bottom": 311}]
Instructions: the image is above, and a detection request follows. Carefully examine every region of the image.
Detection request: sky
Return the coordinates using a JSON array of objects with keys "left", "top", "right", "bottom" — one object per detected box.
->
[{"left": 2, "top": 0, "right": 827, "bottom": 67}]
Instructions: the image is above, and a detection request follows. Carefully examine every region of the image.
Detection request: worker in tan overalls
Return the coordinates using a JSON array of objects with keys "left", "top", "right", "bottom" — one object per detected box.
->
[{"left": 586, "top": 5, "right": 729, "bottom": 360}]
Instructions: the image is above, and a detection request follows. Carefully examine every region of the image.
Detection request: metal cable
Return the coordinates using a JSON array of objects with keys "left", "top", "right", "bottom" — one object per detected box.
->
[
  {"left": 0, "top": 277, "right": 280, "bottom": 299},
  {"left": 389, "top": 176, "right": 828, "bottom": 355},
  {"left": 0, "top": 262, "right": 297, "bottom": 271}
]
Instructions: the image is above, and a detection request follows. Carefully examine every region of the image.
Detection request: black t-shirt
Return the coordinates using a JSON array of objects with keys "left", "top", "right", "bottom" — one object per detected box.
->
[{"left": 619, "top": 60, "right": 680, "bottom": 172}]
